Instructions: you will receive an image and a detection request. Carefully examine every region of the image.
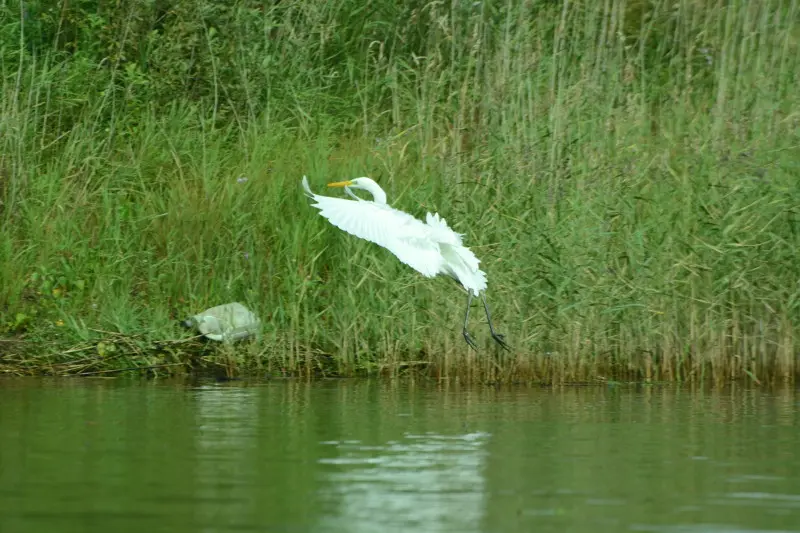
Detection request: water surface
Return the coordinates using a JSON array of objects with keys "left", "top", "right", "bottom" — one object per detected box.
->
[{"left": 1, "top": 379, "right": 798, "bottom": 532}]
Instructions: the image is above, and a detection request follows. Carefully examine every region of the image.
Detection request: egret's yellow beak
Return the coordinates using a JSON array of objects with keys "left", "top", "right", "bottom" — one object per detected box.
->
[{"left": 327, "top": 180, "right": 353, "bottom": 188}]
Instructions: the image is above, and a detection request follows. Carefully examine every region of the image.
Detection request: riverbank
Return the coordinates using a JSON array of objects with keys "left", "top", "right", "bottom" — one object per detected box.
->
[{"left": 1, "top": 1, "right": 798, "bottom": 384}]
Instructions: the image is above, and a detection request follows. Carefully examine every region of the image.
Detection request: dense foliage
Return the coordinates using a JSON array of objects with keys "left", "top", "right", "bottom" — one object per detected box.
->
[{"left": 1, "top": 0, "right": 798, "bottom": 383}]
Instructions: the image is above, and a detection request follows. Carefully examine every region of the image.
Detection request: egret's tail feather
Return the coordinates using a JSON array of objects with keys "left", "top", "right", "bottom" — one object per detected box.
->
[{"left": 440, "top": 243, "right": 487, "bottom": 295}]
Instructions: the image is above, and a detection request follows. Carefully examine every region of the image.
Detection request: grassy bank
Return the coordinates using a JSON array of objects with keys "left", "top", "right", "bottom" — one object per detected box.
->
[{"left": 1, "top": 0, "right": 798, "bottom": 384}]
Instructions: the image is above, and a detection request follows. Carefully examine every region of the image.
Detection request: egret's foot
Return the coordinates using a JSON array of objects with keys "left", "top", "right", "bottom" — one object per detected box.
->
[
  {"left": 491, "top": 332, "right": 511, "bottom": 351},
  {"left": 462, "top": 328, "right": 478, "bottom": 351}
]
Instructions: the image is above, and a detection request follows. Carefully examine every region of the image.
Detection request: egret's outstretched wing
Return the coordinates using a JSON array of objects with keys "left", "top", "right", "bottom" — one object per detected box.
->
[
  {"left": 302, "top": 177, "right": 444, "bottom": 277},
  {"left": 425, "top": 212, "right": 463, "bottom": 245}
]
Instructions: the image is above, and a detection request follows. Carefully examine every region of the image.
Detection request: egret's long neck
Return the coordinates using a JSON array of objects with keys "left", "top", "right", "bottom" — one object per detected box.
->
[{"left": 360, "top": 181, "right": 387, "bottom": 204}]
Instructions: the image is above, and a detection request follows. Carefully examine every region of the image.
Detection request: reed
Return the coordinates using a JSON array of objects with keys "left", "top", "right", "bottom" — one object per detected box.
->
[{"left": 1, "top": 0, "right": 798, "bottom": 384}]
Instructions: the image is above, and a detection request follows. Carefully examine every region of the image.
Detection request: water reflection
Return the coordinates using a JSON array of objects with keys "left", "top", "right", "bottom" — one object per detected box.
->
[
  {"left": 0, "top": 380, "right": 798, "bottom": 533},
  {"left": 191, "top": 385, "right": 260, "bottom": 532},
  {"left": 317, "top": 431, "right": 490, "bottom": 533}
]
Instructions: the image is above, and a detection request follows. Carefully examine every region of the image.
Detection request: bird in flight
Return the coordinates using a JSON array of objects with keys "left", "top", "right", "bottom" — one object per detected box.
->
[{"left": 301, "top": 175, "right": 509, "bottom": 350}]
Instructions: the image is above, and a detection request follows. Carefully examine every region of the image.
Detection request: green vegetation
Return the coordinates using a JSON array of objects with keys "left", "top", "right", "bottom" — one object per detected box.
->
[{"left": 1, "top": 0, "right": 798, "bottom": 384}]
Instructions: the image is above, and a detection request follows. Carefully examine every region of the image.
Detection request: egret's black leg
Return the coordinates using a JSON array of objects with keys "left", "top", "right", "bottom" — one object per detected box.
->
[
  {"left": 462, "top": 292, "right": 478, "bottom": 350},
  {"left": 482, "top": 293, "right": 510, "bottom": 350}
]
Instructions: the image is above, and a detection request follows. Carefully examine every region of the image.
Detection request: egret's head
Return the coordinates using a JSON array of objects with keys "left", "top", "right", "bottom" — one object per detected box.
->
[
  {"left": 327, "top": 177, "right": 377, "bottom": 190},
  {"left": 327, "top": 177, "right": 386, "bottom": 204}
]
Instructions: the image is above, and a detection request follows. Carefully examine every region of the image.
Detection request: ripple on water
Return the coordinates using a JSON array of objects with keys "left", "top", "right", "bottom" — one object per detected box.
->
[{"left": 315, "top": 431, "right": 491, "bottom": 533}]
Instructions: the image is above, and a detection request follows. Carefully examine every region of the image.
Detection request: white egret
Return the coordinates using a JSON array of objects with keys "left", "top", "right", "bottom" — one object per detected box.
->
[{"left": 301, "top": 175, "right": 509, "bottom": 350}]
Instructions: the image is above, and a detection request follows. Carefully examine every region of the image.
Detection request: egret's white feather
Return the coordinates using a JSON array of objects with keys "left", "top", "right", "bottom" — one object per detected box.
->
[
  {"left": 425, "top": 212, "right": 464, "bottom": 245},
  {"left": 301, "top": 175, "right": 508, "bottom": 350},
  {"left": 303, "top": 177, "right": 445, "bottom": 278},
  {"left": 440, "top": 243, "right": 487, "bottom": 294},
  {"left": 302, "top": 175, "right": 488, "bottom": 295}
]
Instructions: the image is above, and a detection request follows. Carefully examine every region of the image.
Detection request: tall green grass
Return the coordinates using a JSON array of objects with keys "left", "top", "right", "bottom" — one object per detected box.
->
[{"left": 1, "top": 0, "right": 798, "bottom": 383}]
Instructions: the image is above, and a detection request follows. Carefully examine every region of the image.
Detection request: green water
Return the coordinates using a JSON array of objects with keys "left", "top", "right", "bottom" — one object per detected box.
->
[{"left": 1, "top": 379, "right": 798, "bottom": 533}]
